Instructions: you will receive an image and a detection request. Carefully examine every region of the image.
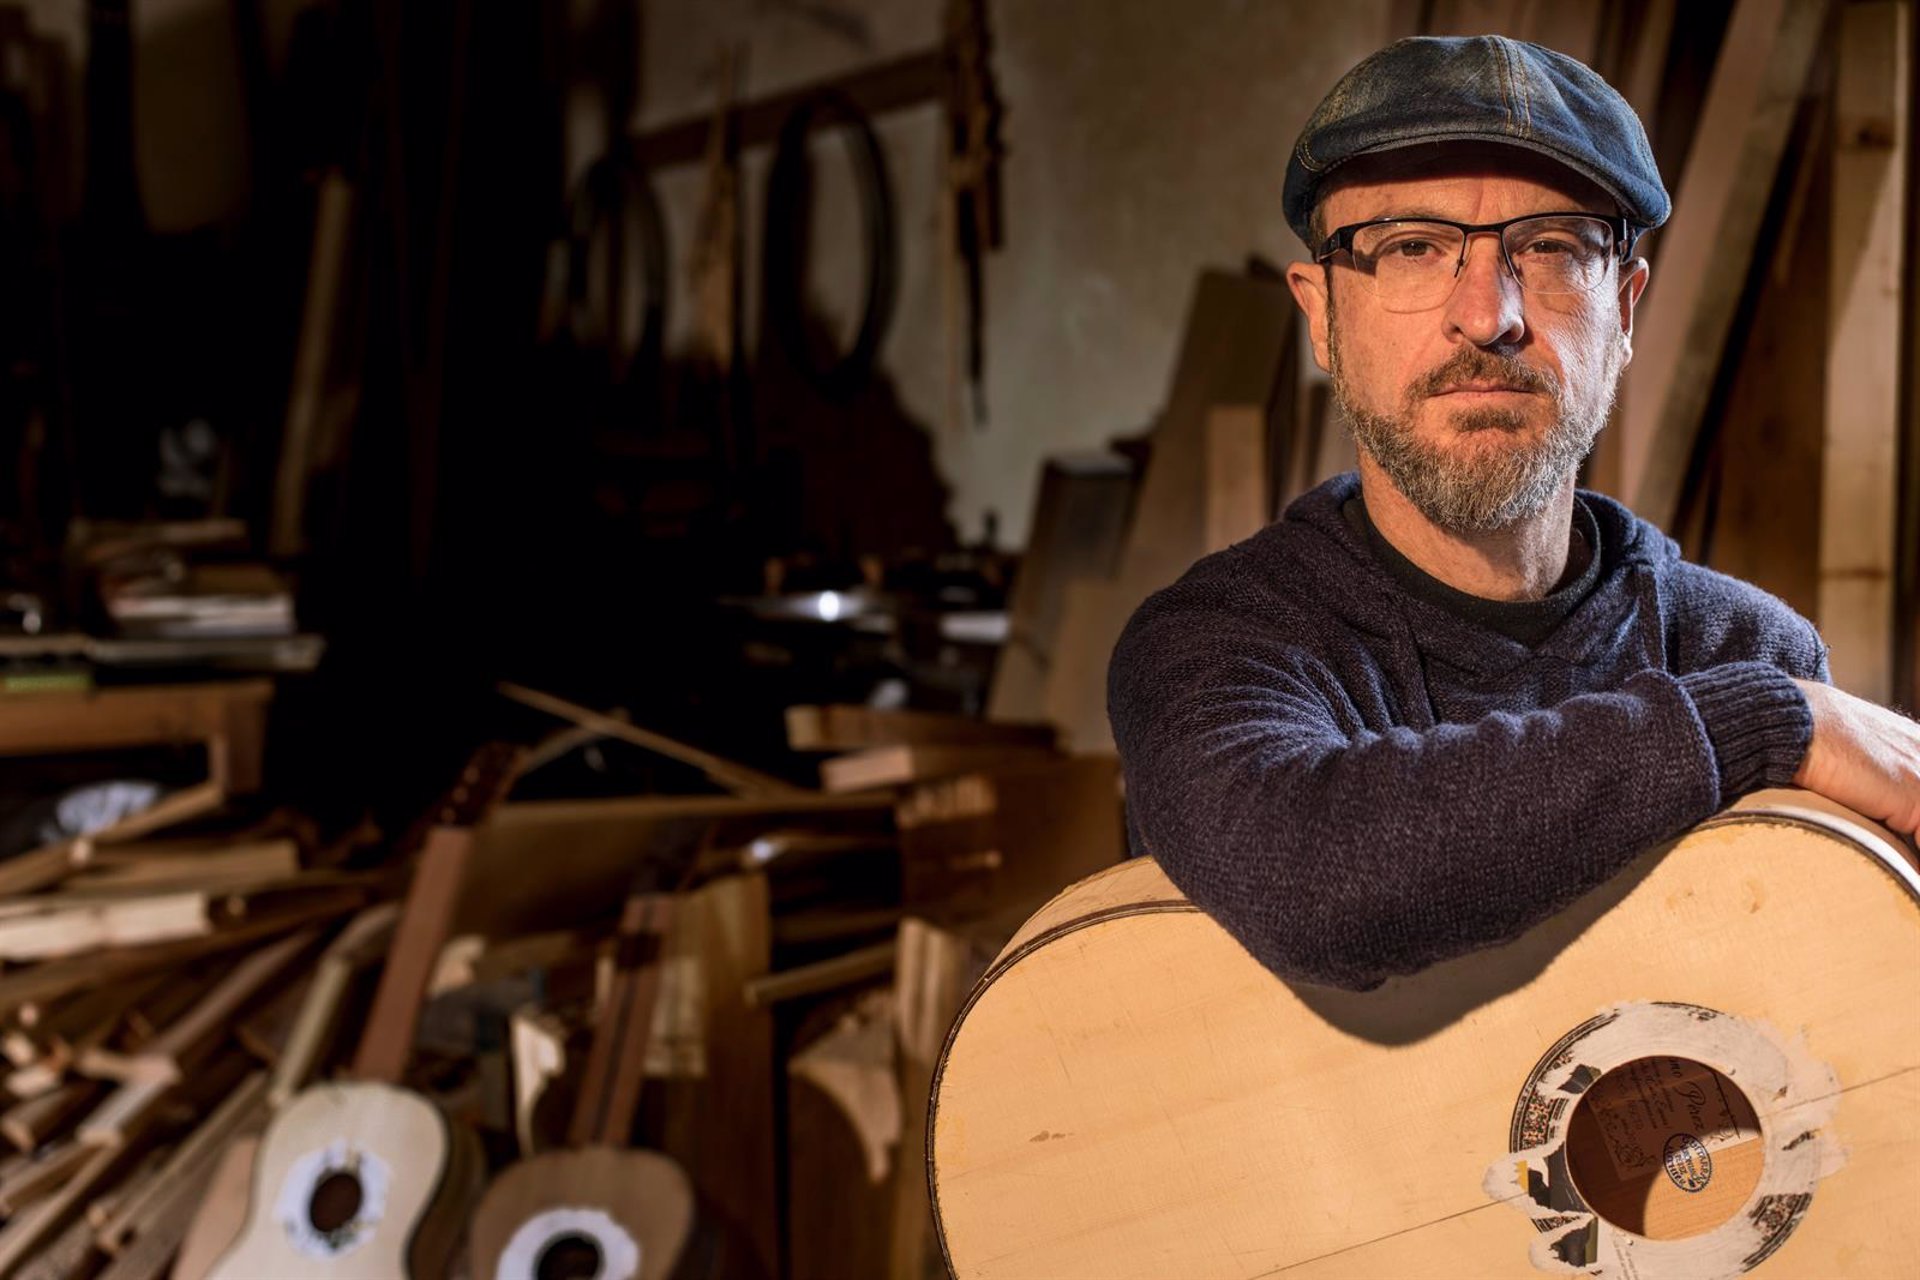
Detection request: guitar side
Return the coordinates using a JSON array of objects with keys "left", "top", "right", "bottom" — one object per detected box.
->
[{"left": 929, "top": 793, "right": 1920, "bottom": 1279}]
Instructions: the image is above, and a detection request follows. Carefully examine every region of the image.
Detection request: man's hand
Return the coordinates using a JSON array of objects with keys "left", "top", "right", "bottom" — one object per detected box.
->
[{"left": 1792, "top": 680, "right": 1920, "bottom": 836}]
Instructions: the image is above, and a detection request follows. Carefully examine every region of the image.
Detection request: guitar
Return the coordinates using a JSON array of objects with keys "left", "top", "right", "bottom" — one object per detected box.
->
[
  {"left": 206, "top": 743, "right": 523, "bottom": 1279},
  {"left": 928, "top": 789, "right": 1920, "bottom": 1279},
  {"left": 467, "top": 889, "right": 695, "bottom": 1280}
]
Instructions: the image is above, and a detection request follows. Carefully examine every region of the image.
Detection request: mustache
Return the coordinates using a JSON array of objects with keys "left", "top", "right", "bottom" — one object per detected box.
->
[{"left": 1410, "top": 350, "right": 1560, "bottom": 400}]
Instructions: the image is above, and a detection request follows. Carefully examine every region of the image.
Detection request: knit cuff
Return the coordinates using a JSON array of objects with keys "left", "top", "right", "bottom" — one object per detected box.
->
[{"left": 1678, "top": 662, "right": 1814, "bottom": 799}]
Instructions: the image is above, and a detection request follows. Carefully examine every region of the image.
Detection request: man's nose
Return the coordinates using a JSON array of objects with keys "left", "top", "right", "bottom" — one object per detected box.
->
[{"left": 1442, "top": 234, "right": 1526, "bottom": 348}]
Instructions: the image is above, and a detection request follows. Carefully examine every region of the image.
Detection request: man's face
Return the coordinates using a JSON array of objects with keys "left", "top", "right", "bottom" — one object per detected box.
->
[{"left": 1285, "top": 145, "right": 1650, "bottom": 532}]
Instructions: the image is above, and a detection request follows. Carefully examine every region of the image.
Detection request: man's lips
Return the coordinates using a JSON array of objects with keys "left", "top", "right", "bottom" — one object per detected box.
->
[{"left": 1431, "top": 382, "right": 1537, "bottom": 395}]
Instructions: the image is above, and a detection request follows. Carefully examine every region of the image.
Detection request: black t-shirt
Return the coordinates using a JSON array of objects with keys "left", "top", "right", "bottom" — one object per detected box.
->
[{"left": 1341, "top": 495, "right": 1603, "bottom": 646}]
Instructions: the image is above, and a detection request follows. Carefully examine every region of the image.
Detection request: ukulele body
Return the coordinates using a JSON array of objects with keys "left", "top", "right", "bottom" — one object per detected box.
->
[
  {"left": 207, "top": 1081, "right": 479, "bottom": 1279},
  {"left": 469, "top": 1145, "right": 695, "bottom": 1280}
]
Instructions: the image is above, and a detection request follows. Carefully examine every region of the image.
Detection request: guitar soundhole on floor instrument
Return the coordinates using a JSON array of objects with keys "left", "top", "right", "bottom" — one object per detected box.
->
[
  {"left": 307, "top": 1168, "right": 366, "bottom": 1241},
  {"left": 536, "top": 1231, "right": 605, "bottom": 1280}
]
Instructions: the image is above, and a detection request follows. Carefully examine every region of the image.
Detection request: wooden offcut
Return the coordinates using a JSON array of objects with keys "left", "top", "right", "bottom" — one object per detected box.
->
[
  {"left": 986, "top": 453, "right": 1135, "bottom": 725},
  {"left": 1042, "top": 270, "right": 1295, "bottom": 751},
  {"left": 820, "top": 743, "right": 1058, "bottom": 794},
  {"left": 1819, "top": 0, "right": 1907, "bottom": 702},
  {"left": 1623, "top": 0, "right": 1832, "bottom": 528},
  {"left": 786, "top": 704, "right": 1056, "bottom": 753}
]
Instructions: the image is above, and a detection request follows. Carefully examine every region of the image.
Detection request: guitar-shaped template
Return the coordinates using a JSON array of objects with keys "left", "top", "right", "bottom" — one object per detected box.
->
[
  {"left": 468, "top": 888, "right": 695, "bottom": 1280},
  {"left": 929, "top": 789, "right": 1920, "bottom": 1279},
  {"left": 207, "top": 743, "right": 524, "bottom": 1279}
]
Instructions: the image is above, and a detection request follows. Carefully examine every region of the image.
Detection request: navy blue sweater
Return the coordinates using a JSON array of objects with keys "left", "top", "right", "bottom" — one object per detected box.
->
[{"left": 1107, "top": 473, "right": 1825, "bottom": 991}]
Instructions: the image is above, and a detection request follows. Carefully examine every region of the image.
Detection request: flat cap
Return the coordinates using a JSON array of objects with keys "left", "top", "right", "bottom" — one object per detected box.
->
[{"left": 1283, "top": 35, "right": 1669, "bottom": 248}]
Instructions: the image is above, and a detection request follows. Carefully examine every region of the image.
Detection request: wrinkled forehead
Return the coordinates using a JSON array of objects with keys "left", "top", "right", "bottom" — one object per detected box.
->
[{"left": 1315, "top": 141, "right": 1620, "bottom": 228}]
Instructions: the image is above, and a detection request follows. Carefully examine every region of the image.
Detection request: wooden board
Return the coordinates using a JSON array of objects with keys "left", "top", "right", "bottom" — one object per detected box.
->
[
  {"left": 891, "top": 919, "right": 996, "bottom": 1280},
  {"left": 1423, "top": 0, "right": 1604, "bottom": 60},
  {"left": 0, "top": 682, "right": 270, "bottom": 792},
  {"left": 986, "top": 453, "right": 1135, "bottom": 725},
  {"left": 1040, "top": 274, "right": 1294, "bottom": 754},
  {"left": 1690, "top": 49, "right": 1829, "bottom": 617},
  {"left": 786, "top": 705, "right": 1056, "bottom": 753},
  {"left": 1039, "top": 577, "right": 1139, "bottom": 754},
  {"left": 169, "top": 1135, "right": 257, "bottom": 1280},
  {"left": 820, "top": 744, "right": 1059, "bottom": 794},
  {"left": 1203, "top": 404, "right": 1270, "bottom": 554},
  {"left": 1819, "top": 0, "right": 1907, "bottom": 702},
  {"left": 1115, "top": 271, "right": 1295, "bottom": 597},
  {"left": 1622, "top": 0, "right": 1832, "bottom": 527},
  {"left": 458, "top": 792, "right": 888, "bottom": 941},
  {"left": 787, "top": 992, "right": 896, "bottom": 1280},
  {"left": 895, "top": 755, "right": 1125, "bottom": 925},
  {"left": 656, "top": 873, "right": 777, "bottom": 1280}
]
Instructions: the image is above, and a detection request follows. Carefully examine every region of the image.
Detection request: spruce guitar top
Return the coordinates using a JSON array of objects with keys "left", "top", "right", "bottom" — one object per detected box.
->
[
  {"left": 928, "top": 789, "right": 1920, "bottom": 1279},
  {"left": 206, "top": 743, "right": 523, "bottom": 1279},
  {"left": 467, "top": 889, "right": 694, "bottom": 1280}
]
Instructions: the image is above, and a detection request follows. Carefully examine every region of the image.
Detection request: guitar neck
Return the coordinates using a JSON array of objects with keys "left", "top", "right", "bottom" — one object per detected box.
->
[
  {"left": 351, "top": 743, "right": 522, "bottom": 1084},
  {"left": 567, "top": 892, "right": 675, "bottom": 1148},
  {"left": 350, "top": 824, "right": 473, "bottom": 1084}
]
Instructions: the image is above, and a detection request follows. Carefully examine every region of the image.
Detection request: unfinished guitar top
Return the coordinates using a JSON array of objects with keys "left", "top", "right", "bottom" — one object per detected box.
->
[{"left": 929, "top": 790, "right": 1920, "bottom": 1279}]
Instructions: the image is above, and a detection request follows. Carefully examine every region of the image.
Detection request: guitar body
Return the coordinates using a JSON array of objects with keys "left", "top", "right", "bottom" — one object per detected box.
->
[
  {"left": 468, "top": 1146, "right": 695, "bottom": 1280},
  {"left": 206, "top": 1082, "right": 480, "bottom": 1279},
  {"left": 929, "top": 790, "right": 1920, "bottom": 1279}
]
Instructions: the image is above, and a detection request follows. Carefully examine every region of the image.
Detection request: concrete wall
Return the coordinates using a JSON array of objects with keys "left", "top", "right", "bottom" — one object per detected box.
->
[
  {"left": 62, "top": 0, "right": 1399, "bottom": 549},
  {"left": 625, "top": 0, "right": 1395, "bottom": 546}
]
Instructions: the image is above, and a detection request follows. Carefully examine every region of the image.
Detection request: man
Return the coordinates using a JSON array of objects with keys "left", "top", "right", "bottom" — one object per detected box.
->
[{"left": 1107, "top": 35, "right": 1920, "bottom": 992}]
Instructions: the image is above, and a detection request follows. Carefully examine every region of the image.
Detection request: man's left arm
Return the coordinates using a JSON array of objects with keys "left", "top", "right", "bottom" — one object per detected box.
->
[{"left": 1666, "top": 560, "right": 1917, "bottom": 836}]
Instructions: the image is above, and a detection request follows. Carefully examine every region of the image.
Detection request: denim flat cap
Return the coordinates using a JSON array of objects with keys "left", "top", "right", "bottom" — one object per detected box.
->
[{"left": 1283, "top": 35, "right": 1669, "bottom": 247}]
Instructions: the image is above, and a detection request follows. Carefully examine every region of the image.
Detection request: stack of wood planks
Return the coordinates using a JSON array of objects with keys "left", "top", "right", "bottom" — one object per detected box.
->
[
  {"left": 0, "top": 678, "right": 1132, "bottom": 1278},
  {"left": 0, "top": 791, "right": 378, "bottom": 1277}
]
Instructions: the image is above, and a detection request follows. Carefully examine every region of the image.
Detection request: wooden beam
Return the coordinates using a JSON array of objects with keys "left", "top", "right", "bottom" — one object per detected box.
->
[
  {"left": 632, "top": 50, "right": 943, "bottom": 170},
  {"left": 1820, "top": 1, "right": 1906, "bottom": 703},
  {"left": 1204, "top": 405, "right": 1270, "bottom": 553},
  {"left": 1623, "top": 0, "right": 1831, "bottom": 528},
  {"left": 1900, "top": 0, "right": 1920, "bottom": 711}
]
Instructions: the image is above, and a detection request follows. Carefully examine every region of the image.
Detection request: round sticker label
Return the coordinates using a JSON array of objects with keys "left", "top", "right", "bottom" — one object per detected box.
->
[{"left": 1662, "top": 1132, "right": 1713, "bottom": 1193}]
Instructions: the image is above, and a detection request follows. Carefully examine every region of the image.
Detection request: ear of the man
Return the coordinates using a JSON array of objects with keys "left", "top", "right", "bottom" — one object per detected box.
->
[
  {"left": 1284, "top": 261, "right": 1333, "bottom": 373},
  {"left": 1616, "top": 256, "right": 1650, "bottom": 353}
]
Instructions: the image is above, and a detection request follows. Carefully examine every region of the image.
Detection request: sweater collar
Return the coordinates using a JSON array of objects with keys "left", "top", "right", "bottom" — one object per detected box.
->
[{"left": 1277, "top": 472, "right": 1671, "bottom": 677}]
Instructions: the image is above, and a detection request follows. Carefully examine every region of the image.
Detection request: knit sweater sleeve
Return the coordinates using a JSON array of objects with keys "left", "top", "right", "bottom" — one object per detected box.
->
[{"left": 1106, "top": 593, "right": 1809, "bottom": 992}]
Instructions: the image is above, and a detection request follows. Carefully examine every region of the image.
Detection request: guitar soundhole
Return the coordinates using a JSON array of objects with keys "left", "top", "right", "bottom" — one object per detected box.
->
[
  {"left": 535, "top": 1232, "right": 605, "bottom": 1280},
  {"left": 308, "top": 1170, "right": 365, "bottom": 1238},
  {"left": 1564, "top": 1055, "right": 1764, "bottom": 1240}
]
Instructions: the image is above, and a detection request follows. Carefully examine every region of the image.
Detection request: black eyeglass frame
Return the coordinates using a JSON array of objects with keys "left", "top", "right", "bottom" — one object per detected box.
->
[{"left": 1314, "top": 211, "right": 1644, "bottom": 292}]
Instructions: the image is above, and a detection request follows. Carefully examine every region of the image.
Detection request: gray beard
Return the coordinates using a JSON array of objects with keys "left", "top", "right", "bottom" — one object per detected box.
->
[{"left": 1331, "top": 343, "right": 1616, "bottom": 533}]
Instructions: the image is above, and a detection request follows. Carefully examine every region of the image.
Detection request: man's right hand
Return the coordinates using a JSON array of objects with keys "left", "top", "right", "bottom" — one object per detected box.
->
[{"left": 1792, "top": 679, "right": 1920, "bottom": 837}]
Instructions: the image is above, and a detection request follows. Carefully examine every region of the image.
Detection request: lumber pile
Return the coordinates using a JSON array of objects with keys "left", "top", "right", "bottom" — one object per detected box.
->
[
  {"left": 0, "top": 793, "right": 373, "bottom": 1277},
  {"left": 0, "top": 672, "right": 1130, "bottom": 1278}
]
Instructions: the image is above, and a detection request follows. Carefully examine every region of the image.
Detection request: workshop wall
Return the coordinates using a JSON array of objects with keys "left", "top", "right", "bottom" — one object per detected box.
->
[{"left": 624, "top": 0, "right": 1396, "bottom": 548}]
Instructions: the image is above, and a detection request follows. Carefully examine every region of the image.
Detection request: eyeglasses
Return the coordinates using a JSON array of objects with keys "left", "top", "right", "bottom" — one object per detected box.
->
[{"left": 1315, "top": 212, "right": 1640, "bottom": 313}]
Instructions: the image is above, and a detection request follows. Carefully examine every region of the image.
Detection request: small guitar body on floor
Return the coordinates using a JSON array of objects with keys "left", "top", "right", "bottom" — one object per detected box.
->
[
  {"left": 204, "top": 1081, "right": 479, "bottom": 1277},
  {"left": 469, "top": 890, "right": 695, "bottom": 1280},
  {"left": 929, "top": 789, "right": 1920, "bottom": 1279},
  {"left": 470, "top": 1146, "right": 693, "bottom": 1280},
  {"left": 205, "top": 743, "right": 521, "bottom": 1280}
]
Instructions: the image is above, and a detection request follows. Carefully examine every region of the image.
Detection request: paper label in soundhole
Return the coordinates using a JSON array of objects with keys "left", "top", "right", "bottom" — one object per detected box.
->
[
  {"left": 1663, "top": 1133, "right": 1713, "bottom": 1192},
  {"left": 275, "top": 1141, "right": 392, "bottom": 1259},
  {"left": 1582, "top": 1056, "right": 1757, "bottom": 1186},
  {"left": 495, "top": 1206, "right": 641, "bottom": 1280}
]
